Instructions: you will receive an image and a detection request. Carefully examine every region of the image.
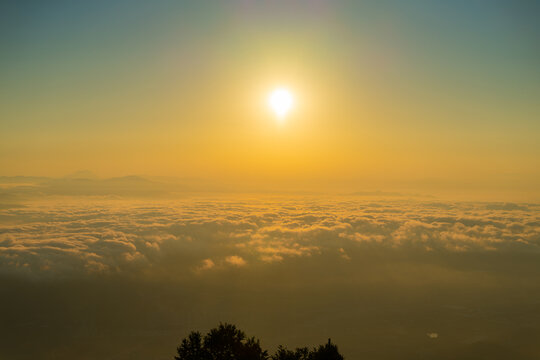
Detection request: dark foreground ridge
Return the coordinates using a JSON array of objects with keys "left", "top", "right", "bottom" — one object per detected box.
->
[{"left": 174, "top": 323, "right": 344, "bottom": 360}]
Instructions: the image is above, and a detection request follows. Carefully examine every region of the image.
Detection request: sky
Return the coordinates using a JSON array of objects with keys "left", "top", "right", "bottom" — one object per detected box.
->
[
  {"left": 1, "top": 2, "right": 540, "bottom": 360},
  {"left": 1, "top": 0, "right": 539, "bottom": 199}
]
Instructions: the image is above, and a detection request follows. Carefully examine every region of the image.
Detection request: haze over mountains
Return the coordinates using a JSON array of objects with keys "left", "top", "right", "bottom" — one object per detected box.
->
[{"left": 0, "top": 174, "right": 222, "bottom": 199}]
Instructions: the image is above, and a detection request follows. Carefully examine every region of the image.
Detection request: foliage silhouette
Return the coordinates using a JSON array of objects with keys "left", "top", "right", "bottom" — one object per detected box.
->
[
  {"left": 271, "top": 339, "right": 343, "bottom": 360},
  {"left": 175, "top": 323, "right": 268, "bottom": 360},
  {"left": 309, "top": 339, "right": 344, "bottom": 360},
  {"left": 175, "top": 331, "right": 206, "bottom": 360},
  {"left": 175, "top": 323, "right": 344, "bottom": 360},
  {"left": 271, "top": 346, "right": 310, "bottom": 360}
]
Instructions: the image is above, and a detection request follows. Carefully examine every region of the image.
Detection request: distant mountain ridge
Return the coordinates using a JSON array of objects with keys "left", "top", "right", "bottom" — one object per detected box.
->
[
  {"left": 0, "top": 175, "right": 172, "bottom": 198},
  {"left": 0, "top": 175, "right": 237, "bottom": 200}
]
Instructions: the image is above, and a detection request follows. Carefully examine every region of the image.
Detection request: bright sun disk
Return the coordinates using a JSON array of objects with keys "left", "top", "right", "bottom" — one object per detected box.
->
[{"left": 268, "top": 88, "right": 293, "bottom": 119}]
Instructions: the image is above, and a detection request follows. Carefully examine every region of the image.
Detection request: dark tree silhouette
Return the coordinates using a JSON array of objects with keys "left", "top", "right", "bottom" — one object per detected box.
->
[
  {"left": 175, "top": 323, "right": 268, "bottom": 360},
  {"left": 271, "top": 346, "right": 310, "bottom": 360},
  {"left": 309, "top": 339, "right": 344, "bottom": 360},
  {"left": 271, "top": 340, "right": 343, "bottom": 360},
  {"left": 175, "top": 324, "right": 344, "bottom": 360},
  {"left": 175, "top": 331, "right": 207, "bottom": 360}
]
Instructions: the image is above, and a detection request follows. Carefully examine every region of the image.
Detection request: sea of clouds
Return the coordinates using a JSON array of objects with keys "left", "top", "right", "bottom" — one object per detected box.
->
[
  {"left": 1, "top": 196, "right": 538, "bottom": 278},
  {"left": 1, "top": 189, "right": 539, "bottom": 360}
]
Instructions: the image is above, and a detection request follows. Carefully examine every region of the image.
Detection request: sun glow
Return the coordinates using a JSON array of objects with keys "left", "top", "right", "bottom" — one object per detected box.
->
[{"left": 268, "top": 88, "right": 294, "bottom": 120}]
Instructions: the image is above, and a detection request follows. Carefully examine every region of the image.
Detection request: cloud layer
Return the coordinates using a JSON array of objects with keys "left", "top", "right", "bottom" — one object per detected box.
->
[
  {"left": 1, "top": 195, "right": 540, "bottom": 360},
  {"left": 1, "top": 197, "right": 538, "bottom": 278}
]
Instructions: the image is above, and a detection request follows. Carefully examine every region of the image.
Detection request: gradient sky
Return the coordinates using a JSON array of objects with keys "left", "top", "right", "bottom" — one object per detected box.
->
[{"left": 1, "top": 0, "right": 539, "bottom": 198}]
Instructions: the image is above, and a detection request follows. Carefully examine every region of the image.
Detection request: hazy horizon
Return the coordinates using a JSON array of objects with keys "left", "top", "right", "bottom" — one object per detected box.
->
[{"left": 1, "top": 172, "right": 538, "bottom": 203}]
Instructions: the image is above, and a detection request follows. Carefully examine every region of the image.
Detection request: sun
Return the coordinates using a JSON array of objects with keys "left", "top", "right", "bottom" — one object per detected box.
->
[{"left": 268, "top": 88, "right": 294, "bottom": 120}]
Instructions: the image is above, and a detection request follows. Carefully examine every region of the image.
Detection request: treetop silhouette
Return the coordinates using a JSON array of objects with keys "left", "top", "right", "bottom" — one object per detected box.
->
[{"left": 175, "top": 323, "right": 344, "bottom": 360}]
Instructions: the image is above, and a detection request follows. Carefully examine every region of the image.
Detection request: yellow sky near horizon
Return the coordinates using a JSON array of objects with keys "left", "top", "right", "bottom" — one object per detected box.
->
[{"left": 1, "top": 1, "right": 539, "bottom": 200}]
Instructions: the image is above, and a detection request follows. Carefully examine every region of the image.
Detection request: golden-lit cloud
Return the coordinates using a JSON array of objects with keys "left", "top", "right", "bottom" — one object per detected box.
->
[
  {"left": 1, "top": 190, "right": 539, "bottom": 360},
  {"left": 225, "top": 255, "right": 246, "bottom": 267},
  {"left": 1, "top": 194, "right": 538, "bottom": 278}
]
